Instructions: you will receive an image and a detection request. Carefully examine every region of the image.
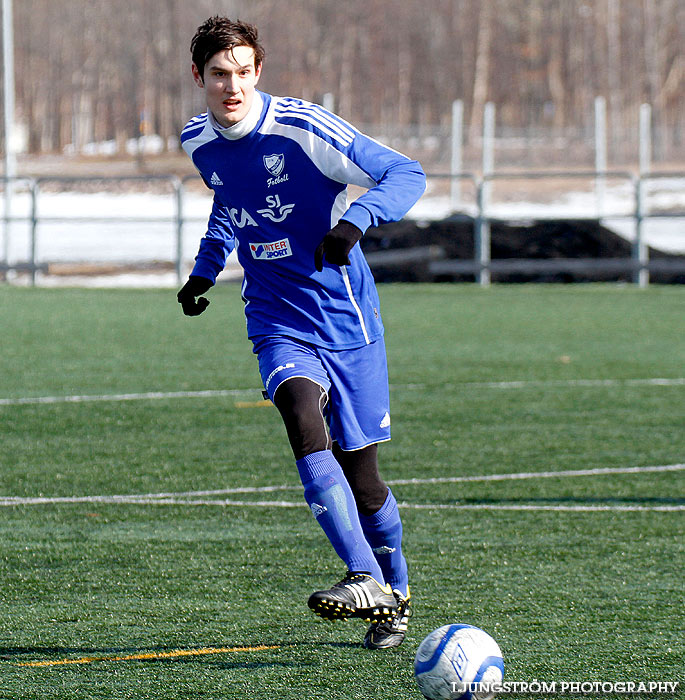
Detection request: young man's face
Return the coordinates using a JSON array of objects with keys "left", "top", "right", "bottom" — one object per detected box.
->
[{"left": 192, "top": 45, "right": 262, "bottom": 127}]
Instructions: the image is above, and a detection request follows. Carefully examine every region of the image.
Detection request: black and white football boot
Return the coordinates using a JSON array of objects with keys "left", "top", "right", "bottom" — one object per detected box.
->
[
  {"left": 362, "top": 588, "right": 412, "bottom": 649},
  {"left": 307, "top": 571, "right": 397, "bottom": 623}
]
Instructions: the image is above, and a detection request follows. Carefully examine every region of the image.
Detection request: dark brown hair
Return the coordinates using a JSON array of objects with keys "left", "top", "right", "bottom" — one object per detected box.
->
[{"left": 191, "top": 16, "right": 265, "bottom": 77}]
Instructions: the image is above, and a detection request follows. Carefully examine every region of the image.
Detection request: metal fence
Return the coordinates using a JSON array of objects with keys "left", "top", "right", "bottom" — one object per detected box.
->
[
  {"left": 1, "top": 171, "right": 684, "bottom": 287},
  {"left": 425, "top": 170, "right": 685, "bottom": 286}
]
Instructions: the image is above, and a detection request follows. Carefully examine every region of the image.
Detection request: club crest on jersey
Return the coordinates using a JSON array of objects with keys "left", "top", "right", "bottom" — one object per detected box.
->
[
  {"left": 263, "top": 153, "right": 289, "bottom": 187},
  {"left": 263, "top": 153, "right": 285, "bottom": 176},
  {"left": 249, "top": 237, "right": 293, "bottom": 260}
]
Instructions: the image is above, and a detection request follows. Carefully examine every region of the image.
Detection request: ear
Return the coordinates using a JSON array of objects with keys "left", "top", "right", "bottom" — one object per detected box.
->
[
  {"left": 191, "top": 63, "right": 204, "bottom": 88},
  {"left": 254, "top": 61, "right": 262, "bottom": 85}
]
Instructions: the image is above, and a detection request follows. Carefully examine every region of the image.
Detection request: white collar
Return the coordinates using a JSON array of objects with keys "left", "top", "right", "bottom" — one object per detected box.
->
[{"left": 208, "top": 91, "right": 264, "bottom": 140}]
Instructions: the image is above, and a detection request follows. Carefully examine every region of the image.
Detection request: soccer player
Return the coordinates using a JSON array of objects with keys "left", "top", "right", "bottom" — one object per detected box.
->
[{"left": 177, "top": 16, "right": 425, "bottom": 649}]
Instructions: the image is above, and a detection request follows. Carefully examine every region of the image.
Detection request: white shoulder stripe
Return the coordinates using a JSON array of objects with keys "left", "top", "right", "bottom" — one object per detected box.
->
[
  {"left": 181, "top": 114, "right": 208, "bottom": 136},
  {"left": 274, "top": 101, "right": 355, "bottom": 141},
  {"left": 273, "top": 109, "right": 353, "bottom": 147},
  {"left": 261, "top": 118, "right": 375, "bottom": 189},
  {"left": 183, "top": 113, "right": 208, "bottom": 127},
  {"left": 275, "top": 101, "right": 355, "bottom": 141},
  {"left": 181, "top": 118, "right": 217, "bottom": 158}
]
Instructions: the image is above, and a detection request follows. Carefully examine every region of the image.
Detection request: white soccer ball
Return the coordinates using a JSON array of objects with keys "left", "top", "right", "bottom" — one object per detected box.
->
[{"left": 414, "top": 624, "right": 504, "bottom": 700}]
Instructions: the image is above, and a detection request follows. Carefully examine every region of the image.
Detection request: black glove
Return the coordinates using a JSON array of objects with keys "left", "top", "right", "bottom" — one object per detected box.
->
[
  {"left": 177, "top": 275, "right": 213, "bottom": 316},
  {"left": 314, "top": 221, "right": 362, "bottom": 272}
]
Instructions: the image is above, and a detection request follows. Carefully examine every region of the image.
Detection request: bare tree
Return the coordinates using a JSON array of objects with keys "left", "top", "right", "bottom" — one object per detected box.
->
[
  {"left": 5, "top": 0, "right": 683, "bottom": 165},
  {"left": 468, "top": 0, "right": 493, "bottom": 144}
]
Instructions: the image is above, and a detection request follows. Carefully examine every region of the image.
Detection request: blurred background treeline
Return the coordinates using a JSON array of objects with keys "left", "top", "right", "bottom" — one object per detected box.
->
[{"left": 5, "top": 0, "right": 684, "bottom": 170}]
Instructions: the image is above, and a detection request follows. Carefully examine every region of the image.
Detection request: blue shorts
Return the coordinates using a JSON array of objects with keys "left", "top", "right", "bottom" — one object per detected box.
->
[{"left": 255, "top": 336, "right": 391, "bottom": 451}]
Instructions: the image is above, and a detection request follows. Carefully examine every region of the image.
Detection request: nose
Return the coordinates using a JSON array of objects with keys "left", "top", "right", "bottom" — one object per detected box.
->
[{"left": 224, "top": 74, "right": 239, "bottom": 94}]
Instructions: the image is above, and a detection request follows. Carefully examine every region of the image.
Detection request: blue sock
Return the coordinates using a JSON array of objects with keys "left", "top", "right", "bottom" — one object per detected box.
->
[
  {"left": 358, "top": 488, "right": 409, "bottom": 597},
  {"left": 297, "top": 450, "right": 385, "bottom": 584}
]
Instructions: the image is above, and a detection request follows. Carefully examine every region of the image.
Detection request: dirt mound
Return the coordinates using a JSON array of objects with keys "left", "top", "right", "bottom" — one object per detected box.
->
[{"left": 361, "top": 217, "right": 685, "bottom": 283}]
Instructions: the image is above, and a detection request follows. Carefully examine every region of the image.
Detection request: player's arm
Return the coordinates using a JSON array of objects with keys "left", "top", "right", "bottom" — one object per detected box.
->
[
  {"left": 313, "top": 118, "right": 426, "bottom": 269},
  {"left": 177, "top": 197, "right": 236, "bottom": 316},
  {"left": 339, "top": 133, "right": 426, "bottom": 232}
]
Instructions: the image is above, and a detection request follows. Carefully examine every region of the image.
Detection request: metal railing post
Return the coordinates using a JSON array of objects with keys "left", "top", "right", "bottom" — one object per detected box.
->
[
  {"left": 475, "top": 179, "right": 491, "bottom": 287},
  {"left": 637, "top": 105, "right": 652, "bottom": 288},
  {"left": 29, "top": 179, "right": 38, "bottom": 286},
  {"left": 450, "top": 99, "right": 464, "bottom": 211},
  {"left": 594, "top": 96, "right": 607, "bottom": 217},
  {"left": 634, "top": 175, "right": 649, "bottom": 287},
  {"left": 173, "top": 176, "right": 183, "bottom": 286},
  {"left": 479, "top": 103, "right": 495, "bottom": 287},
  {"left": 2, "top": 176, "right": 10, "bottom": 269}
]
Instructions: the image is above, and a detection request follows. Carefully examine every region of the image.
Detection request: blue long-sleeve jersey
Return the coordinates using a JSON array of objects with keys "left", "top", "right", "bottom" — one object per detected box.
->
[{"left": 181, "top": 90, "right": 426, "bottom": 350}]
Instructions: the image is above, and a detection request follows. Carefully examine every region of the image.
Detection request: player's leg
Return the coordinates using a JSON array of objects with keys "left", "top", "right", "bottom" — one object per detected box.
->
[
  {"left": 256, "top": 337, "right": 395, "bottom": 621},
  {"left": 272, "top": 375, "right": 331, "bottom": 459},
  {"left": 321, "top": 339, "right": 409, "bottom": 595},
  {"left": 333, "top": 443, "right": 408, "bottom": 597},
  {"left": 271, "top": 377, "right": 396, "bottom": 622},
  {"left": 333, "top": 443, "right": 387, "bottom": 515},
  {"left": 334, "top": 441, "right": 411, "bottom": 648},
  {"left": 321, "top": 339, "right": 411, "bottom": 648}
]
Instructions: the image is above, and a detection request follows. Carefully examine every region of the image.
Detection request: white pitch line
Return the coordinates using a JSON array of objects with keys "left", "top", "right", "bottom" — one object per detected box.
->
[
  {"left": 398, "top": 503, "right": 685, "bottom": 512},
  {"left": 1, "top": 464, "right": 682, "bottom": 509},
  {"left": 1, "top": 377, "right": 684, "bottom": 407},
  {"left": 0, "top": 494, "right": 301, "bottom": 506},
  {"left": 113, "top": 462, "right": 685, "bottom": 499},
  {"left": 0, "top": 486, "right": 302, "bottom": 505},
  {"left": 387, "top": 463, "right": 685, "bottom": 486},
  {"left": 441, "top": 377, "right": 685, "bottom": 391},
  {"left": 129, "top": 484, "right": 302, "bottom": 498},
  {"left": 0, "top": 496, "right": 680, "bottom": 512},
  {"left": 0, "top": 494, "right": 682, "bottom": 512},
  {"left": 2, "top": 463, "right": 681, "bottom": 506},
  {"left": 0, "top": 388, "right": 257, "bottom": 406}
]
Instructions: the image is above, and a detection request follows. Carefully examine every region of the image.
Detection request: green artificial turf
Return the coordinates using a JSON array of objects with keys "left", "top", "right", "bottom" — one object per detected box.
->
[{"left": 0, "top": 284, "right": 683, "bottom": 699}]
